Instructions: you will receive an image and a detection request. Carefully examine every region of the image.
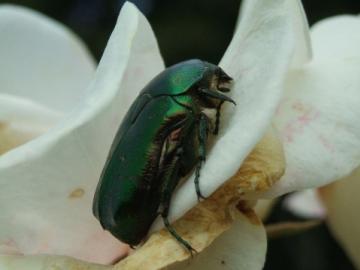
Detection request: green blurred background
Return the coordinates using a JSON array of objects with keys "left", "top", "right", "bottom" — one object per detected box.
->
[{"left": 1, "top": 0, "right": 359, "bottom": 269}]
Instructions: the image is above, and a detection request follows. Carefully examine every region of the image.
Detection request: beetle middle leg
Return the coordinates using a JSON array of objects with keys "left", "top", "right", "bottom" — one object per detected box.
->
[
  {"left": 159, "top": 148, "right": 197, "bottom": 255},
  {"left": 194, "top": 113, "right": 211, "bottom": 200}
]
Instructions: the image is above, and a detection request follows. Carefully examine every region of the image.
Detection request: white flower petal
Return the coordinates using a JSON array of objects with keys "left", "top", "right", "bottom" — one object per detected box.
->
[
  {"left": 287, "top": 0, "right": 312, "bottom": 66},
  {"left": 157, "top": 0, "right": 299, "bottom": 227},
  {"left": 238, "top": 0, "right": 311, "bottom": 67},
  {"left": 319, "top": 166, "right": 360, "bottom": 269},
  {"left": 0, "top": 2, "right": 164, "bottom": 264},
  {"left": 169, "top": 211, "right": 266, "bottom": 270},
  {"left": 265, "top": 16, "right": 360, "bottom": 196},
  {"left": 0, "top": 254, "right": 107, "bottom": 270},
  {"left": 0, "top": 212, "right": 266, "bottom": 270},
  {"left": 311, "top": 15, "right": 360, "bottom": 61},
  {"left": 284, "top": 189, "right": 326, "bottom": 219},
  {"left": 0, "top": 5, "right": 95, "bottom": 113},
  {"left": 0, "top": 94, "right": 61, "bottom": 155}
]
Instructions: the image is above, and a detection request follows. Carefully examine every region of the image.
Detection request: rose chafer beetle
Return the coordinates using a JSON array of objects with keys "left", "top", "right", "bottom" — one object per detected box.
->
[{"left": 93, "top": 59, "right": 234, "bottom": 253}]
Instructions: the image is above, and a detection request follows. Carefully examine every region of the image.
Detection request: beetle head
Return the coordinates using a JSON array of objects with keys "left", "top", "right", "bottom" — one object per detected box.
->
[{"left": 196, "top": 62, "right": 235, "bottom": 109}]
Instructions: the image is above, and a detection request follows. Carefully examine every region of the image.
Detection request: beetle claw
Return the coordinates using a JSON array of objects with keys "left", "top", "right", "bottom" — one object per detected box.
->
[
  {"left": 196, "top": 188, "right": 207, "bottom": 201},
  {"left": 197, "top": 194, "right": 206, "bottom": 202},
  {"left": 188, "top": 246, "right": 198, "bottom": 258}
]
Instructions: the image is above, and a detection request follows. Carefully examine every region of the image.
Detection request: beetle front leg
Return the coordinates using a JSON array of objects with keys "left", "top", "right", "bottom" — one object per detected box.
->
[
  {"left": 194, "top": 113, "right": 211, "bottom": 200},
  {"left": 213, "top": 101, "right": 224, "bottom": 135}
]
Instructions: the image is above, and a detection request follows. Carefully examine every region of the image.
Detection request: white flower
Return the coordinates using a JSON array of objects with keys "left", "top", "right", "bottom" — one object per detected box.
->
[
  {"left": 275, "top": 14, "right": 360, "bottom": 269},
  {"left": 0, "top": 0, "right": 359, "bottom": 269}
]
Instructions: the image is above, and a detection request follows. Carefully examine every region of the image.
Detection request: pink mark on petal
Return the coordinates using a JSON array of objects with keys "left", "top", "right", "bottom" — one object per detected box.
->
[
  {"left": 81, "top": 230, "right": 130, "bottom": 264},
  {"left": 35, "top": 241, "right": 50, "bottom": 253},
  {"left": 0, "top": 238, "right": 22, "bottom": 255},
  {"left": 318, "top": 134, "right": 335, "bottom": 153},
  {"left": 282, "top": 102, "right": 320, "bottom": 143},
  {"left": 292, "top": 101, "right": 305, "bottom": 112},
  {"left": 34, "top": 228, "right": 55, "bottom": 253},
  {"left": 298, "top": 110, "right": 319, "bottom": 126},
  {"left": 284, "top": 121, "right": 297, "bottom": 143}
]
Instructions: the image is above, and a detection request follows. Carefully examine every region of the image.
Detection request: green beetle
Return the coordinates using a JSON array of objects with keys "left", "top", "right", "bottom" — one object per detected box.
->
[{"left": 93, "top": 59, "right": 234, "bottom": 253}]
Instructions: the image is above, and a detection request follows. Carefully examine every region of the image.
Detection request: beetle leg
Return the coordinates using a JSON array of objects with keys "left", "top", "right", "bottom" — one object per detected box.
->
[
  {"left": 157, "top": 114, "right": 193, "bottom": 174},
  {"left": 162, "top": 215, "right": 197, "bottom": 257},
  {"left": 213, "top": 100, "right": 224, "bottom": 135},
  {"left": 194, "top": 113, "right": 211, "bottom": 201},
  {"left": 160, "top": 148, "right": 197, "bottom": 256}
]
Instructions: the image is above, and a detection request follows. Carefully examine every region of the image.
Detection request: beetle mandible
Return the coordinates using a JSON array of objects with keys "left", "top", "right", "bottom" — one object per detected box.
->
[{"left": 93, "top": 59, "right": 235, "bottom": 253}]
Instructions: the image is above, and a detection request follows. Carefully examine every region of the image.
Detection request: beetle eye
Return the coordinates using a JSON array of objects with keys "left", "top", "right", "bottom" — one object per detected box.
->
[
  {"left": 217, "top": 71, "right": 233, "bottom": 93},
  {"left": 219, "top": 71, "right": 233, "bottom": 82}
]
